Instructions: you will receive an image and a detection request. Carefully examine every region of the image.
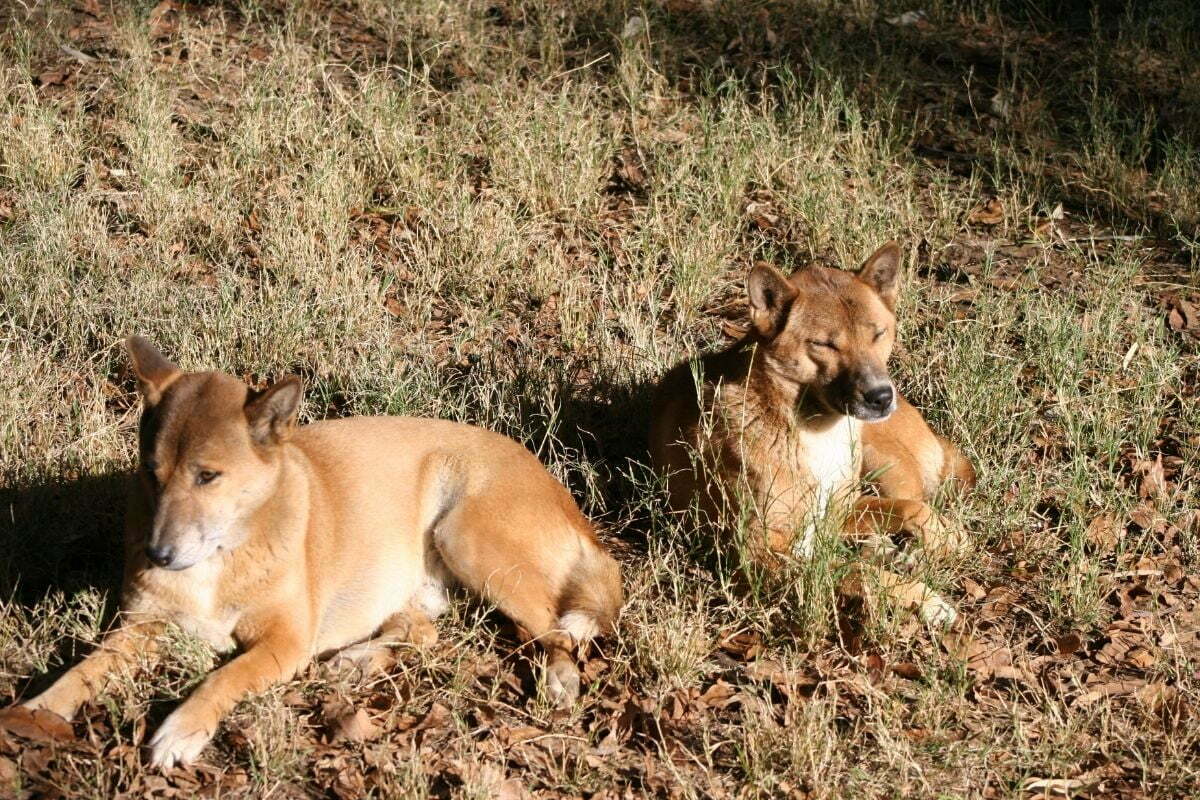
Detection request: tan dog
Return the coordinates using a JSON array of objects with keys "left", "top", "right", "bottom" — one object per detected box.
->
[
  {"left": 650, "top": 242, "right": 972, "bottom": 624},
  {"left": 14, "top": 338, "right": 622, "bottom": 768}
]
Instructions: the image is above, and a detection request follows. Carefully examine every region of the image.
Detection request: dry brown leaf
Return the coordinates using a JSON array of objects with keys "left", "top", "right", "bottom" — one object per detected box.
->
[
  {"left": 1075, "top": 678, "right": 1147, "bottom": 707},
  {"left": 961, "top": 577, "right": 987, "bottom": 601},
  {"left": 416, "top": 702, "right": 451, "bottom": 732},
  {"left": 1055, "top": 632, "right": 1083, "bottom": 657},
  {"left": 1095, "top": 626, "right": 1143, "bottom": 667},
  {"left": 979, "top": 586, "right": 1020, "bottom": 623},
  {"left": 37, "top": 69, "right": 69, "bottom": 87},
  {"left": 1085, "top": 514, "right": 1121, "bottom": 552},
  {"left": 330, "top": 707, "right": 380, "bottom": 743},
  {"left": 148, "top": 0, "right": 181, "bottom": 38},
  {"left": 1166, "top": 297, "right": 1198, "bottom": 336},
  {"left": 1139, "top": 454, "right": 1168, "bottom": 500},
  {"left": 496, "top": 777, "right": 530, "bottom": 800},
  {"left": 0, "top": 707, "right": 75, "bottom": 742},
  {"left": 968, "top": 198, "right": 1004, "bottom": 225},
  {"left": 699, "top": 680, "right": 740, "bottom": 709},
  {"left": 496, "top": 725, "right": 543, "bottom": 746},
  {"left": 1022, "top": 776, "right": 1083, "bottom": 796}
]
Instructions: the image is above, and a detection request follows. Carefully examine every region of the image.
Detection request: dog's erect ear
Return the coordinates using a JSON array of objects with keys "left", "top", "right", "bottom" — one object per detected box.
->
[
  {"left": 127, "top": 336, "right": 181, "bottom": 405},
  {"left": 857, "top": 241, "right": 902, "bottom": 310},
  {"left": 244, "top": 377, "right": 303, "bottom": 445},
  {"left": 747, "top": 262, "right": 799, "bottom": 339}
]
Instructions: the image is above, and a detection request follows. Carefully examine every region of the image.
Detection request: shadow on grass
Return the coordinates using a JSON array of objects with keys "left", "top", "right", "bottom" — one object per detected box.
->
[
  {"left": 0, "top": 471, "right": 128, "bottom": 610},
  {"left": 545, "top": 0, "right": 1200, "bottom": 243}
]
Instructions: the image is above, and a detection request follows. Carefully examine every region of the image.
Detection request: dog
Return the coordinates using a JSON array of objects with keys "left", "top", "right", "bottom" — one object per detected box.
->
[
  {"left": 649, "top": 242, "right": 973, "bottom": 624},
  {"left": 11, "top": 337, "right": 622, "bottom": 768}
]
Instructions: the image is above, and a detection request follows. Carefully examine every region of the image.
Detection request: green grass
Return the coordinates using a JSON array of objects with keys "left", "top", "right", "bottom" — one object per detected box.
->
[{"left": 1, "top": 0, "right": 1198, "bottom": 797}]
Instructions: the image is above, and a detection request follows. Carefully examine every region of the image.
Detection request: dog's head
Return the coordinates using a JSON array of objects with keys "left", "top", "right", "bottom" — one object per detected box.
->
[
  {"left": 127, "top": 337, "right": 302, "bottom": 571},
  {"left": 745, "top": 241, "right": 902, "bottom": 422}
]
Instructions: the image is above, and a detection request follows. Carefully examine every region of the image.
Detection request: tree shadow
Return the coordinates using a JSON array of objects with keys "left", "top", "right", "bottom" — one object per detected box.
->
[{"left": 546, "top": 0, "right": 1199, "bottom": 245}]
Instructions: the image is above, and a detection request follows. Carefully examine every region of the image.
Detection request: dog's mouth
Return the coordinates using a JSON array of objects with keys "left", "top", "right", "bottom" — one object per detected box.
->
[{"left": 847, "top": 402, "right": 895, "bottom": 422}]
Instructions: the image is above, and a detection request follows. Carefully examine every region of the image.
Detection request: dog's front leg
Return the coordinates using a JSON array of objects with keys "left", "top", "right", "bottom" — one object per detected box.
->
[
  {"left": 149, "top": 624, "right": 308, "bottom": 769},
  {"left": 22, "top": 619, "right": 166, "bottom": 721},
  {"left": 846, "top": 497, "right": 968, "bottom": 559}
]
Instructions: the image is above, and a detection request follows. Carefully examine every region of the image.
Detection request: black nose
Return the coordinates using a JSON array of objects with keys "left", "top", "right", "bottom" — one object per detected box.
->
[
  {"left": 146, "top": 544, "right": 174, "bottom": 567},
  {"left": 862, "top": 384, "right": 894, "bottom": 412}
]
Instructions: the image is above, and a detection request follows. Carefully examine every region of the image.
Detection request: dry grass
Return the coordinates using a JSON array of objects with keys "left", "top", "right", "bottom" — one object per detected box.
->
[{"left": 1, "top": 1, "right": 1198, "bottom": 797}]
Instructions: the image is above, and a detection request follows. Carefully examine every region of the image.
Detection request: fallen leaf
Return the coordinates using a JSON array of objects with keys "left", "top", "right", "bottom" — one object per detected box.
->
[
  {"left": 699, "top": 680, "right": 740, "bottom": 709},
  {"left": 1085, "top": 514, "right": 1121, "bottom": 552},
  {"left": 1139, "top": 454, "right": 1168, "bottom": 500},
  {"left": 1075, "top": 679, "right": 1147, "bottom": 707},
  {"left": 148, "top": 0, "right": 181, "bottom": 38},
  {"left": 979, "top": 586, "right": 1020, "bottom": 623},
  {"left": 1166, "top": 297, "right": 1198, "bottom": 337},
  {"left": 330, "top": 707, "right": 380, "bottom": 743},
  {"left": 37, "top": 69, "right": 68, "bottom": 87},
  {"left": 968, "top": 198, "right": 1004, "bottom": 225},
  {"left": 1055, "top": 633, "right": 1083, "bottom": 657},
  {"left": 961, "top": 577, "right": 987, "bottom": 601},
  {"left": 415, "top": 702, "right": 450, "bottom": 732},
  {"left": 0, "top": 707, "right": 75, "bottom": 742},
  {"left": 1022, "top": 776, "right": 1083, "bottom": 796}
]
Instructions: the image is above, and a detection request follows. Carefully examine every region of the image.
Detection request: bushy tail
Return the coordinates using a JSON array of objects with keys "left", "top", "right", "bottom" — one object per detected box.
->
[
  {"left": 557, "top": 540, "right": 623, "bottom": 642},
  {"left": 937, "top": 435, "right": 976, "bottom": 491}
]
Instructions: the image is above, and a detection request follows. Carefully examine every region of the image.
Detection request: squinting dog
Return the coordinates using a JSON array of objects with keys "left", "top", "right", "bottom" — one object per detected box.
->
[
  {"left": 650, "top": 242, "right": 973, "bottom": 624},
  {"left": 11, "top": 338, "right": 622, "bottom": 768}
]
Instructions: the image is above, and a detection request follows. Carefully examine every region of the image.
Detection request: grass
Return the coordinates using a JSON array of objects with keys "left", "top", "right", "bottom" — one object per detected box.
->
[{"left": 1, "top": 0, "right": 1198, "bottom": 797}]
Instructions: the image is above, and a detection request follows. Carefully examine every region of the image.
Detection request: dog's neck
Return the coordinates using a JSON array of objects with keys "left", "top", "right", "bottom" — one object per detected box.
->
[
  {"left": 226, "top": 446, "right": 310, "bottom": 570},
  {"left": 727, "top": 340, "right": 850, "bottom": 433}
]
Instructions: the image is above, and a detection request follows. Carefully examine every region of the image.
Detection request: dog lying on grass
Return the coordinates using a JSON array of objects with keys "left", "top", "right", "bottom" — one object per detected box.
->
[
  {"left": 9, "top": 337, "right": 622, "bottom": 768},
  {"left": 650, "top": 242, "right": 973, "bottom": 624}
]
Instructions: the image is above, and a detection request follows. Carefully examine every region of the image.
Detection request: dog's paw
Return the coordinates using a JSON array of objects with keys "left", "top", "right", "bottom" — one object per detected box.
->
[
  {"left": 915, "top": 512, "right": 969, "bottom": 560},
  {"left": 148, "top": 707, "right": 216, "bottom": 769},
  {"left": 22, "top": 681, "right": 84, "bottom": 721},
  {"left": 545, "top": 660, "right": 580, "bottom": 707},
  {"left": 406, "top": 618, "right": 439, "bottom": 647},
  {"left": 328, "top": 642, "right": 393, "bottom": 676},
  {"left": 918, "top": 593, "right": 958, "bottom": 628}
]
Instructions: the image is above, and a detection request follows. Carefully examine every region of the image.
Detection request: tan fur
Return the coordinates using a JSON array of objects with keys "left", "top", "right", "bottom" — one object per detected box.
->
[
  {"left": 650, "top": 242, "right": 972, "bottom": 625},
  {"left": 16, "top": 339, "right": 622, "bottom": 768}
]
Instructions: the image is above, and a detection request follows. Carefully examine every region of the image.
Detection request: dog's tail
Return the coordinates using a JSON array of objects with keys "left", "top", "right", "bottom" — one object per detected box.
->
[
  {"left": 556, "top": 532, "right": 623, "bottom": 643},
  {"left": 937, "top": 435, "right": 976, "bottom": 491}
]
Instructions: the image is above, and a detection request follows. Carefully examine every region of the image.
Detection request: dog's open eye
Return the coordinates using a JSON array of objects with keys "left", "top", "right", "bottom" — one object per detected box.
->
[
  {"left": 807, "top": 339, "right": 838, "bottom": 351},
  {"left": 196, "top": 469, "right": 221, "bottom": 486}
]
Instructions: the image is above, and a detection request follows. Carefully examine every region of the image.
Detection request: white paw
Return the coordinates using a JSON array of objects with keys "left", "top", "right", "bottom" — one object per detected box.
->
[
  {"left": 545, "top": 662, "right": 580, "bottom": 707},
  {"left": 919, "top": 593, "right": 958, "bottom": 628},
  {"left": 148, "top": 707, "right": 215, "bottom": 769}
]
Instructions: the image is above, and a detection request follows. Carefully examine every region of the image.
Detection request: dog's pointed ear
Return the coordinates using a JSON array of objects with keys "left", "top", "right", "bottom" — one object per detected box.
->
[
  {"left": 857, "top": 241, "right": 902, "bottom": 310},
  {"left": 747, "top": 262, "right": 799, "bottom": 338},
  {"left": 244, "top": 377, "right": 303, "bottom": 445},
  {"left": 127, "top": 336, "right": 180, "bottom": 406}
]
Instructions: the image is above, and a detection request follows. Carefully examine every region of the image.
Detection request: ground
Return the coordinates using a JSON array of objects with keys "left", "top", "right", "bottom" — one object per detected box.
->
[{"left": 0, "top": 1, "right": 1198, "bottom": 798}]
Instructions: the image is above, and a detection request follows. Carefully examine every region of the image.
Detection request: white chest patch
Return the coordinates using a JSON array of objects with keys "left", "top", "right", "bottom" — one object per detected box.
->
[{"left": 792, "top": 417, "right": 860, "bottom": 558}]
